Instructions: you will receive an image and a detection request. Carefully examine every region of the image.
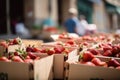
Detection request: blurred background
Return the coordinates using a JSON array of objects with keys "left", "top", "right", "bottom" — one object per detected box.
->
[{"left": 0, "top": 0, "right": 120, "bottom": 41}]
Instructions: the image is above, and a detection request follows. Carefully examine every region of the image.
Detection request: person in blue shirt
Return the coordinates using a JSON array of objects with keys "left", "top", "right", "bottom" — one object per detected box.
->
[{"left": 64, "top": 8, "right": 78, "bottom": 33}]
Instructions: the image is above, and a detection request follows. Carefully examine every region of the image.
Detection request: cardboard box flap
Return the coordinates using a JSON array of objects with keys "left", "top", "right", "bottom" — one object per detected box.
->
[
  {"left": 34, "top": 55, "right": 53, "bottom": 80},
  {"left": 22, "top": 39, "right": 43, "bottom": 47},
  {"left": 68, "top": 48, "right": 78, "bottom": 60},
  {"left": 7, "top": 44, "right": 25, "bottom": 53},
  {"left": 53, "top": 54, "right": 64, "bottom": 79},
  {"left": 67, "top": 56, "right": 79, "bottom": 63},
  {"left": 0, "top": 61, "right": 29, "bottom": 80},
  {"left": 68, "top": 64, "right": 120, "bottom": 80}
]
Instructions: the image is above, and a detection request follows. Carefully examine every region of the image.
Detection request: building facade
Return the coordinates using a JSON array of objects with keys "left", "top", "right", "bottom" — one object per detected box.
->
[{"left": 0, "top": 0, "right": 120, "bottom": 34}]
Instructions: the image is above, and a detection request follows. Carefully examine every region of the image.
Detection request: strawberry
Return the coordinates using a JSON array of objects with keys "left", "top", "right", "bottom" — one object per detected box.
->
[
  {"left": 13, "top": 38, "right": 22, "bottom": 45},
  {"left": 66, "top": 40, "right": 74, "bottom": 45},
  {"left": 27, "top": 52, "right": 37, "bottom": 59},
  {"left": 24, "top": 59, "right": 33, "bottom": 64},
  {"left": 88, "top": 49, "right": 100, "bottom": 55},
  {"left": 14, "top": 52, "right": 19, "bottom": 56},
  {"left": 103, "top": 50, "right": 112, "bottom": 56},
  {"left": 107, "top": 58, "right": 120, "bottom": 67},
  {"left": 13, "top": 38, "right": 18, "bottom": 44},
  {"left": 0, "top": 56, "right": 10, "bottom": 62},
  {"left": 63, "top": 48, "right": 69, "bottom": 54},
  {"left": 32, "top": 47, "right": 40, "bottom": 52},
  {"left": 12, "top": 56, "right": 24, "bottom": 62},
  {"left": 102, "top": 44, "right": 112, "bottom": 52},
  {"left": 0, "top": 41, "right": 8, "bottom": 48},
  {"left": 34, "top": 57, "right": 41, "bottom": 60},
  {"left": 112, "top": 45, "right": 120, "bottom": 56},
  {"left": 40, "top": 48, "right": 47, "bottom": 53},
  {"left": 47, "top": 49, "right": 55, "bottom": 55},
  {"left": 91, "top": 58, "right": 107, "bottom": 66},
  {"left": 82, "top": 51, "right": 94, "bottom": 62},
  {"left": 26, "top": 45, "right": 33, "bottom": 52},
  {"left": 83, "top": 42, "right": 89, "bottom": 46},
  {"left": 54, "top": 46, "right": 65, "bottom": 53}
]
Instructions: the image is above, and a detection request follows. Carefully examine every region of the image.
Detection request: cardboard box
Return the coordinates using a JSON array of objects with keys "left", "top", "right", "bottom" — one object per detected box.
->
[
  {"left": 0, "top": 44, "right": 25, "bottom": 56},
  {"left": 39, "top": 45, "right": 78, "bottom": 79},
  {"left": 0, "top": 55, "right": 53, "bottom": 80},
  {"left": 65, "top": 56, "right": 120, "bottom": 80},
  {"left": 0, "top": 61, "right": 30, "bottom": 80},
  {"left": 22, "top": 39, "right": 43, "bottom": 48},
  {"left": 34, "top": 55, "right": 53, "bottom": 80}
]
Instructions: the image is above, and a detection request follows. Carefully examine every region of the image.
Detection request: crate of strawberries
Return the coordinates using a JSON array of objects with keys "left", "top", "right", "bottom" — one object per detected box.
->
[
  {"left": 25, "top": 43, "right": 78, "bottom": 79},
  {"left": 0, "top": 39, "right": 53, "bottom": 80},
  {"left": 65, "top": 51, "right": 120, "bottom": 80}
]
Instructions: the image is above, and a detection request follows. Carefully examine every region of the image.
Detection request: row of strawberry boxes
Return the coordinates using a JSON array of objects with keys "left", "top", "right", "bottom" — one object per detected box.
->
[{"left": 0, "top": 38, "right": 78, "bottom": 80}]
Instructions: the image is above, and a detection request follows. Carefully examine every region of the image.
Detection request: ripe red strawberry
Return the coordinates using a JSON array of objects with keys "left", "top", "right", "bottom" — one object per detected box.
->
[
  {"left": 54, "top": 46, "right": 65, "bottom": 53},
  {"left": 103, "top": 50, "right": 112, "bottom": 56},
  {"left": 107, "top": 58, "right": 120, "bottom": 67},
  {"left": 24, "top": 59, "right": 33, "bottom": 64},
  {"left": 83, "top": 42, "right": 89, "bottom": 46},
  {"left": 0, "top": 41, "right": 8, "bottom": 48},
  {"left": 27, "top": 52, "right": 37, "bottom": 59},
  {"left": 88, "top": 49, "right": 100, "bottom": 55},
  {"left": 40, "top": 48, "right": 47, "bottom": 53},
  {"left": 26, "top": 45, "right": 33, "bottom": 52},
  {"left": 102, "top": 44, "right": 112, "bottom": 52},
  {"left": 14, "top": 52, "right": 19, "bottom": 56},
  {"left": 12, "top": 56, "right": 24, "bottom": 62},
  {"left": 13, "top": 38, "right": 18, "bottom": 44},
  {"left": 82, "top": 51, "right": 94, "bottom": 62},
  {"left": 112, "top": 45, "right": 120, "bottom": 56},
  {"left": 66, "top": 40, "right": 74, "bottom": 45},
  {"left": 0, "top": 56, "right": 10, "bottom": 62},
  {"left": 47, "top": 49, "right": 55, "bottom": 55},
  {"left": 91, "top": 58, "right": 107, "bottom": 66}
]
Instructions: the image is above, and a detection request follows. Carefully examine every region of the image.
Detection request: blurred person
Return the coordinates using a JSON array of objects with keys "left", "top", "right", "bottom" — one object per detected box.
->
[
  {"left": 79, "top": 15, "right": 88, "bottom": 29},
  {"left": 15, "top": 17, "right": 29, "bottom": 36},
  {"left": 64, "top": 8, "right": 79, "bottom": 33},
  {"left": 76, "top": 15, "right": 87, "bottom": 36},
  {"left": 79, "top": 15, "right": 97, "bottom": 35}
]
